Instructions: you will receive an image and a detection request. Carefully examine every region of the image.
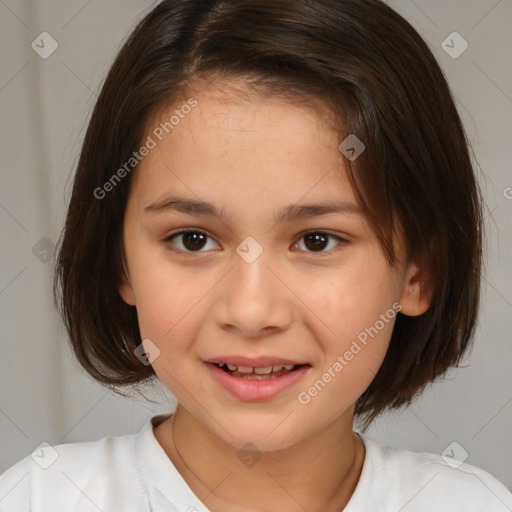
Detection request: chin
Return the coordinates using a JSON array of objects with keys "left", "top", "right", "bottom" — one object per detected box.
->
[{"left": 211, "top": 415, "right": 306, "bottom": 453}]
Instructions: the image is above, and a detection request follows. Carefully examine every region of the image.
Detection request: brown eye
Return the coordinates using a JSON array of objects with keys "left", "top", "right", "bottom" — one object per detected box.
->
[
  {"left": 293, "top": 231, "right": 345, "bottom": 253},
  {"left": 165, "top": 230, "right": 219, "bottom": 252},
  {"left": 164, "top": 229, "right": 345, "bottom": 255}
]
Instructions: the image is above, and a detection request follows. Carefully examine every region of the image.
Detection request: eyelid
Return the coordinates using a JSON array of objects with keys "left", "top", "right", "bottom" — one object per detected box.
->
[
  {"left": 163, "top": 228, "right": 220, "bottom": 250},
  {"left": 163, "top": 228, "right": 348, "bottom": 254},
  {"left": 291, "top": 230, "right": 347, "bottom": 255}
]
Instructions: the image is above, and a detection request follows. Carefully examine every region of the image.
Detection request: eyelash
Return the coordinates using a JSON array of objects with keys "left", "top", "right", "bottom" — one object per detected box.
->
[{"left": 163, "top": 229, "right": 347, "bottom": 255}]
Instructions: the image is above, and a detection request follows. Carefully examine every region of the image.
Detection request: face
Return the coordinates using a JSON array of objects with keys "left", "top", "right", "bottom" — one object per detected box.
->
[{"left": 119, "top": 80, "right": 428, "bottom": 451}]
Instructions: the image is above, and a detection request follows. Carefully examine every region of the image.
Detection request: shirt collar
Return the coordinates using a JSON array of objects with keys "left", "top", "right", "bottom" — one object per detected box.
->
[
  {"left": 136, "top": 414, "right": 373, "bottom": 511},
  {"left": 136, "top": 413, "right": 211, "bottom": 511}
]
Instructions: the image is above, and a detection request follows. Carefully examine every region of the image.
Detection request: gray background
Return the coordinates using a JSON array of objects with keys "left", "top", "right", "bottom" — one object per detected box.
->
[{"left": 1, "top": 0, "right": 511, "bottom": 492}]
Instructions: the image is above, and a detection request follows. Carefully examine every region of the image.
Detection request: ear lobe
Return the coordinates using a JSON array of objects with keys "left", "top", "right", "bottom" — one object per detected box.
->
[
  {"left": 119, "top": 272, "right": 136, "bottom": 306},
  {"left": 398, "top": 261, "right": 432, "bottom": 317}
]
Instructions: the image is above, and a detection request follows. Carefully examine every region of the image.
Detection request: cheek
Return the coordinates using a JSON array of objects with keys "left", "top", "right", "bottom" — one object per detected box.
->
[
  {"left": 130, "top": 260, "right": 204, "bottom": 346},
  {"left": 295, "top": 262, "right": 398, "bottom": 343},
  {"left": 292, "top": 258, "right": 399, "bottom": 397},
  {"left": 297, "top": 314, "right": 395, "bottom": 419},
  {"left": 133, "top": 271, "right": 205, "bottom": 396}
]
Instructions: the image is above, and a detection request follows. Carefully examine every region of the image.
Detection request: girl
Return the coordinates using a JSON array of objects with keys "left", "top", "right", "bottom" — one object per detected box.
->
[{"left": 1, "top": 0, "right": 511, "bottom": 510}]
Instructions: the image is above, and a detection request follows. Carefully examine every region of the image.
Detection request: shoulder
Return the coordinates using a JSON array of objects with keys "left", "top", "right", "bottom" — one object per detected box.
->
[
  {"left": 0, "top": 455, "right": 30, "bottom": 511},
  {"left": 356, "top": 435, "right": 512, "bottom": 512},
  {"left": 0, "top": 428, "right": 149, "bottom": 512}
]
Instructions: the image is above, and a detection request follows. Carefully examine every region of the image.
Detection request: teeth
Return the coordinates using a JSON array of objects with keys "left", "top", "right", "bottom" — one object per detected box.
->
[
  {"left": 239, "top": 374, "right": 279, "bottom": 380},
  {"left": 254, "top": 366, "right": 273, "bottom": 375},
  {"left": 216, "top": 362, "right": 297, "bottom": 373}
]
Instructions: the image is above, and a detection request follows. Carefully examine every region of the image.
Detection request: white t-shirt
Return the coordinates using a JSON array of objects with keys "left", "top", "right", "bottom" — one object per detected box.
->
[{"left": 1, "top": 413, "right": 511, "bottom": 512}]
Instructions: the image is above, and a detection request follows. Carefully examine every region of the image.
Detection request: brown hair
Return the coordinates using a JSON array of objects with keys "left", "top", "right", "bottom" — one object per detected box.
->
[{"left": 54, "top": 0, "right": 483, "bottom": 429}]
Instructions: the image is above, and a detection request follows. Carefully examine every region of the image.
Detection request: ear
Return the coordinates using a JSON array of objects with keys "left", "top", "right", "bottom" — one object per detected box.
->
[
  {"left": 398, "top": 261, "right": 432, "bottom": 316},
  {"left": 119, "top": 272, "right": 136, "bottom": 306}
]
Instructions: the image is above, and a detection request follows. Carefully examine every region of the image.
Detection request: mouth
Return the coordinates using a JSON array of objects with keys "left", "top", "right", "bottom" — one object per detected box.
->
[{"left": 204, "top": 357, "right": 312, "bottom": 401}]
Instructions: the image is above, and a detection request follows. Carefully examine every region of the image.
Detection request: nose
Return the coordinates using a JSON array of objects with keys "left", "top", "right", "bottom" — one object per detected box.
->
[{"left": 214, "top": 247, "right": 293, "bottom": 339}]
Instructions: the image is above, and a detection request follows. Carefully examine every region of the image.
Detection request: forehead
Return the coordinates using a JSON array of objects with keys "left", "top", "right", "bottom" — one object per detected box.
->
[
  {"left": 129, "top": 83, "right": 357, "bottom": 216},
  {"left": 152, "top": 81, "right": 340, "bottom": 151}
]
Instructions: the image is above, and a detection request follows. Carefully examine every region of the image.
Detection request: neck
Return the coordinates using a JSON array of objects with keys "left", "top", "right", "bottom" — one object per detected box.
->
[{"left": 155, "top": 405, "right": 365, "bottom": 512}]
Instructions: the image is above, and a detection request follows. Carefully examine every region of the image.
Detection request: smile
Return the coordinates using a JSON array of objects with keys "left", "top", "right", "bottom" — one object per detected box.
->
[
  {"left": 215, "top": 362, "right": 299, "bottom": 379},
  {"left": 205, "top": 361, "right": 311, "bottom": 401}
]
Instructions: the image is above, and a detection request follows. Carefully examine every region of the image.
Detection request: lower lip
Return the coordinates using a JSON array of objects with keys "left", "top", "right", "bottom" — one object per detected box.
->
[{"left": 205, "top": 363, "right": 311, "bottom": 401}]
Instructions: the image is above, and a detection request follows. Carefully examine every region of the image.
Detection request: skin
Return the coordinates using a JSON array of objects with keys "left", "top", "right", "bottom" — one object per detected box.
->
[{"left": 119, "top": 79, "right": 431, "bottom": 512}]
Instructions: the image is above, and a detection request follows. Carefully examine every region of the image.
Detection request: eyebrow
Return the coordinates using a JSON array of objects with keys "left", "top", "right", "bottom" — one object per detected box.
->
[{"left": 144, "top": 195, "right": 362, "bottom": 223}]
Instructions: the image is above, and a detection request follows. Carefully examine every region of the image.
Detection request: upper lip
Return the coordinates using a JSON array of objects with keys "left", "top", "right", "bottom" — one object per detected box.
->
[{"left": 205, "top": 355, "right": 309, "bottom": 368}]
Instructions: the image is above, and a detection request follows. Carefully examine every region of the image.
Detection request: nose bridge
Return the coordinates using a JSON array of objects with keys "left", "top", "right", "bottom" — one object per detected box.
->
[
  {"left": 234, "top": 237, "right": 273, "bottom": 299},
  {"left": 215, "top": 236, "right": 292, "bottom": 336}
]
